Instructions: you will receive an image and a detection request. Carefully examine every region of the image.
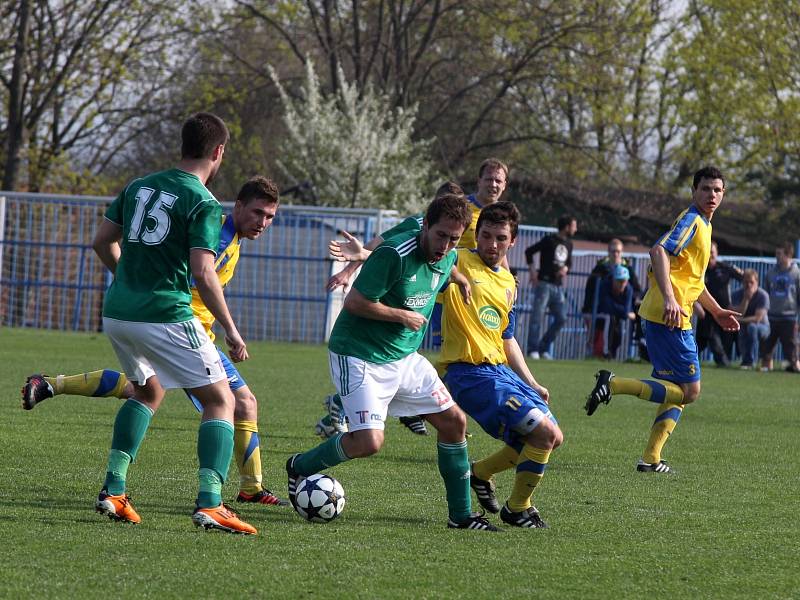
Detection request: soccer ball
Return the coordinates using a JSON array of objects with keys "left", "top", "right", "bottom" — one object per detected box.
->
[{"left": 294, "top": 473, "right": 346, "bottom": 523}]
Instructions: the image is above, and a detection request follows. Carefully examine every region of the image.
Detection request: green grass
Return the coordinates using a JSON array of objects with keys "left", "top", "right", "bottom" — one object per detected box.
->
[{"left": 1, "top": 327, "right": 798, "bottom": 599}]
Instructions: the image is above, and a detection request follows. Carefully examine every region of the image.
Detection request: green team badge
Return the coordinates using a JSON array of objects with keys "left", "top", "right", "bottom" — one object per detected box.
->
[{"left": 478, "top": 306, "right": 501, "bottom": 329}]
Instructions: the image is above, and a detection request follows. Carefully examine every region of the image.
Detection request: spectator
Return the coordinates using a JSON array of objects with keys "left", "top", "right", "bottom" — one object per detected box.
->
[
  {"left": 594, "top": 264, "right": 637, "bottom": 358},
  {"left": 731, "top": 269, "right": 770, "bottom": 369},
  {"left": 694, "top": 240, "right": 742, "bottom": 367},
  {"left": 582, "top": 239, "right": 643, "bottom": 357},
  {"left": 760, "top": 242, "right": 800, "bottom": 372},
  {"left": 524, "top": 215, "right": 577, "bottom": 359}
]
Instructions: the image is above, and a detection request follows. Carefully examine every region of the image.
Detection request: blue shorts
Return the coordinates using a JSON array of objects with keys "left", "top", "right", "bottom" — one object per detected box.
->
[
  {"left": 643, "top": 319, "right": 701, "bottom": 384},
  {"left": 184, "top": 346, "right": 247, "bottom": 412},
  {"left": 443, "top": 362, "right": 556, "bottom": 446}
]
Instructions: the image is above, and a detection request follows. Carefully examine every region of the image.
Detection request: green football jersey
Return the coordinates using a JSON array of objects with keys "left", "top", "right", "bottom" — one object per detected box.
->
[
  {"left": 102, "top": 168, "right": 222, "bottom": 323},
  {"left": 329, "top": 229, "right": 456, "bottom": 363}
]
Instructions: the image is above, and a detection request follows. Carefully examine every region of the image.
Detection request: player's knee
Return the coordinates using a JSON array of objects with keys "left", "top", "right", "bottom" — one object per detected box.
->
[
  {"left": 682, "top": 383, "right": 701, "bottom": 404},
  {"left": 122, "top": 382, "right": 136, "bottom": 399},
  {"left": 233, "top": 391, "right": 258, "bottom": 420},
  {"left": 346, "top": 430, "right": 384, "bottom": 457}
]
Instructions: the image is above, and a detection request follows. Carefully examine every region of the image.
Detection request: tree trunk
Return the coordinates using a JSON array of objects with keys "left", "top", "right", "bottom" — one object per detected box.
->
[{"left": 3, "top": 0, "right": 31, "bottom": 191}]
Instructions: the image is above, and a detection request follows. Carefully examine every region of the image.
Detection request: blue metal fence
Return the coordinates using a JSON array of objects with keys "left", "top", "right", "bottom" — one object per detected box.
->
[{"left": 0, "top": 191, "right": 795, "bottom": 364}]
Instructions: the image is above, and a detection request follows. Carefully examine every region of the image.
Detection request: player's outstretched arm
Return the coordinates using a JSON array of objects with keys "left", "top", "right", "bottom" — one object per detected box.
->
[
  {"left": 329, "top": 230, "right": 372, "bottom": 262},
  {"left": 190, "top": 249, "right": 248, "bottom": 361},
  {"left": 92, "top": 219, "right": 123, "bottom": 274},
  {"left": 504, "top": 337, "right": 550, "bottom": 403}
]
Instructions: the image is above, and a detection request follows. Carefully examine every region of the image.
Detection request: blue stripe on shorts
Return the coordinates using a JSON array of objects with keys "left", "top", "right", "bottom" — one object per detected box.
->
[{"left": 184, "top": 346, "right": 247, "bottom": 412}]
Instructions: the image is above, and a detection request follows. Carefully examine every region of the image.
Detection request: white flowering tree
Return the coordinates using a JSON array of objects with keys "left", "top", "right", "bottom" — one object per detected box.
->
[{"left": 269, "top": 60, "right": 436, "bottom": 213}]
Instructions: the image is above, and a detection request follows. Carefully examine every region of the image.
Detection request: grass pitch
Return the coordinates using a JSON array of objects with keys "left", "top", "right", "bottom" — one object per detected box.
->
[{"left": 1, "top": 327, "right": 798, "bottom": 599}]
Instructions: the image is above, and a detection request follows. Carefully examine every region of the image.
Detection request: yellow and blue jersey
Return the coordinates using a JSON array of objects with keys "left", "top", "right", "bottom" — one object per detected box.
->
[
  {"left": 456, "top": 195, "right": 483, "bottom": 250},
  {"left": 639, "top": 204, "right": 711, "bottom": 330},
  {"left": 439, "top": 248, "right": 516, "bottom": 367},
  {"left": 190, "top": 214, "right": 240, "bottom": 341}
]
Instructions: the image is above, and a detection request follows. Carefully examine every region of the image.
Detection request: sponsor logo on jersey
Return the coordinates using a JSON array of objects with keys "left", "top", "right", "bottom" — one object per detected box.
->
[
  {"left": 478, "top": 305, "right": 502, "bottom": 329},
  {"left": 405, "top": 293, "right": 433, "bottom": 308}
]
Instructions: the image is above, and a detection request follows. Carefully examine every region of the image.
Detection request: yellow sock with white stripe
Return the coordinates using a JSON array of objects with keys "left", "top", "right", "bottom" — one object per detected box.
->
[
  {"left": 610, "top": 377, "right": 684, "bottom": 404},
  {"left": 643, "top": 403, "right": 685, "bottom": 464},
  {"left": 46, "top": 370, "right": 128, "bottom": 398},
  {"left": 234, "top": 420, "right": 263, "bottom": 494},
  {"left": 473, "top": 444, "right": 520, "bottom": 481},
  {"left": 508, "top": 445, "right": 550, "bottom": 512}
]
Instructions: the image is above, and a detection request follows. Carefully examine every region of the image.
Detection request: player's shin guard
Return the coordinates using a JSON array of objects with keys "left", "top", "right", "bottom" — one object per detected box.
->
[
  {"left": 508, "top": 445, "right": 550, "bottom": 512},
  {"left": 473, "top": 443, "right": 521, "bottom": 481},
  {"left": 50, "top": 369, "right": 128, "bottom": 398},
  {"left": 197, "top": 419, "right": 234, "bottom": 508},
  {"left": 611, "top": 377, "right": 684, "bottom": 404},
  {"left": 234, "top": 420, "right": 263, "bottom": 494},
  {"left": 103, "top": 399, "right": 153, "bottom": 494},
  {"left": 437, "top": 440, "right": 471, "bottom": 523},
  {"left": 294, "top": 433, "right": 350, "bottom": 475},
  {"left": 643, "top": 403, "right": 684, "bottom": 464}
]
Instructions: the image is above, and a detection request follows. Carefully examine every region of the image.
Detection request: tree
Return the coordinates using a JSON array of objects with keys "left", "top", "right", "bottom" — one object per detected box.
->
[
  {"left": 0, "top": 0, "right": 193, "bottom": 192},
  {"left": 270, "top": 59, "right": 436, "bottom": 211}
]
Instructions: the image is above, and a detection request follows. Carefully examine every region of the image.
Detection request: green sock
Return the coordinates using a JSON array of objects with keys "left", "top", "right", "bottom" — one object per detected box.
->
[
  {"left": 437, "top": 440, "right": 471, "bottom": 523},
  {"left": 103, "top": 399, "right": 153, "bottom": 494},
  {"left": 103, "top": 449, "right": 131, "bottom": 495},
  {"left": 196, "top": 419, "right": 234, "bottom": 508},
  {"left": 295, "top": 433, "right": 350, "bottom": 475}
]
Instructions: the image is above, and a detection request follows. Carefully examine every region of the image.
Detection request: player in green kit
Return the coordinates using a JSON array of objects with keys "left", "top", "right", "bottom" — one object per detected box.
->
[
  {"left": 287, "top": 193, "right": 498, "bottom": 530},
  {"left": 91, "top": 112, "right": 256, "bottom": 534}
]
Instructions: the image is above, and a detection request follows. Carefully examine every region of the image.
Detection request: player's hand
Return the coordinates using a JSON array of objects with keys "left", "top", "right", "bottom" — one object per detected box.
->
[
  {"left": 401, "top": 311, "right": 427, "bottom": 332},
  {"left": 535, "top": 385, "right": 550, "bottom": 404},
  {"left": 714, "top": 309, "right": 742, "bottom": 332},
  {"left": 225, "top": 329, "right": 249, "bottom": 362},
  {"left": 326, "top": 270, "right": 352, "bottom": 292},
  {"left": 661, "top": 297, "right": 687, "bottom": 329},
  {"left": 528, "top": 270, "right": 538, "bottom": 287},
  {"left": 329, "top": 230, "right": 366, "bottom": 262}
]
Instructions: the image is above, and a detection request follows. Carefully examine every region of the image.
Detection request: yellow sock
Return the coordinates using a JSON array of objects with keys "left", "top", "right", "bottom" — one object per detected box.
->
[
  {"left": 46, "top": 370, "right": 128, "bottom": 398},
  {"left": 508, "top": 445, "right": 550, "bottom": 512},
  {"left": 234, "top": 420, "right": 263, "bottom": 494},
  {"left": 643, "top": 403, "right": 684, "bottom": 464},
  {"left": 611, "top": 377, "right": 684, "bottom": 404},
  {"left": 473, "top": 444, "right": 520, "bottom": 481}
]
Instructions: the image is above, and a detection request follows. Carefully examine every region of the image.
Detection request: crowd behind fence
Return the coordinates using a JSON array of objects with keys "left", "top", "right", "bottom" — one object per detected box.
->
[{"left": 0, "top": 192, "right": 792, "bottom": 364}]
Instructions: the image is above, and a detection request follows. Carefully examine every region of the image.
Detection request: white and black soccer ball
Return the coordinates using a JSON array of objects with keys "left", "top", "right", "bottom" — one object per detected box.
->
[{"left": 294, "top": 473, "right": 346, "bottom": 523}]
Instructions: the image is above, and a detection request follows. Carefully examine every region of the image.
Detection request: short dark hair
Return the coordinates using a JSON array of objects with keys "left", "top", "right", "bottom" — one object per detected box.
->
[
  {"left": 425, "top": 193, "right": 471, "bottom": 229},
  {"left": 777, "top": 241, "right": 795, "bottom": 258},
  {"left": 557, "top": 214, "right": 575, "bottom": 231},
  {"left": 692, "top": 166, "right": 725, "bottom": 189},
  {"left": 236, "top": 175, "right": 279, "bottom": 205},
  {"left": 476, "top": 201, "right": 520, "bottom": 239},
  {"left": 435, "top": 180, "right": 464, "bottom": 198},
  {"left": 478, "top": 158, "right": 509, "bottom": 180},
  {"left": 181, "top": 112, "right": 229, "bottom": 159}
]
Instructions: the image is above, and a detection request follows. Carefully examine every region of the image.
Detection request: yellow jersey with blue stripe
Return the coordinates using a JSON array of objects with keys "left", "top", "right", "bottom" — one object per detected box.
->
[
  {"left": 638, "top": 205, "right": 711, "bottom": 330},
  {"left": 439, "top": 248, "right": 517, "bottom": 367},
  {"left": 190, "top": 214, "right": 240, "bottom": 341},
  {"left": 456, "top": 195, "right": 483, "bottom": 250}
]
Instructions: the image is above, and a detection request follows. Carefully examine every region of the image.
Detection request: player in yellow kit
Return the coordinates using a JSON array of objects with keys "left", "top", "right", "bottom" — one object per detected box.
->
[
  {"left": 22, "top": 176, "right": 287, "bottom": 506},
  {"left": 585, "top": 166, "right": 741, "bottom": 473},
  {"left": 439, "top": 201, "right": 563, "bottom": 528}
]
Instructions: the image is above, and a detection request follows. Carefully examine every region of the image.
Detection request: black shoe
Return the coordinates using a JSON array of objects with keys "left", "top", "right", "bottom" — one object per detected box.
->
[
  {"left": 236, "top": 489, "right": 289, "bottom": 506},
  {"left": 500, "top": 503, "right": 548, "bottom": 528},
  {"left": 585, "top": 370, "right": 614, "bottom": 416},
  {"left": 469, "top": 463, "right": 500, "bottom": 514},
  {"left": 399, "top": 415, "right": 429, "bottom": 435},
  {"left": 636, "top": 459, "right": 672, "bottom": 473},
  {"left": 447, "top": 511, "right": 499, "bottom": 531},
  {"left": 21, "top": 374, "right": 54, "bottom": 410},
  {"left": 286, "top": 454, "right": 305, "bottom": 509}
]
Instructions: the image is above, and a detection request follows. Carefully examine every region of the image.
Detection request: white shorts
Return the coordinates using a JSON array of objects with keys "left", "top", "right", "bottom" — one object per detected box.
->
[
  {"left": 328, "top": 351, "right": 455, "bottom": 432},
  {"left": 103, "top": 317, "right": 227, "bottom": 390}
]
